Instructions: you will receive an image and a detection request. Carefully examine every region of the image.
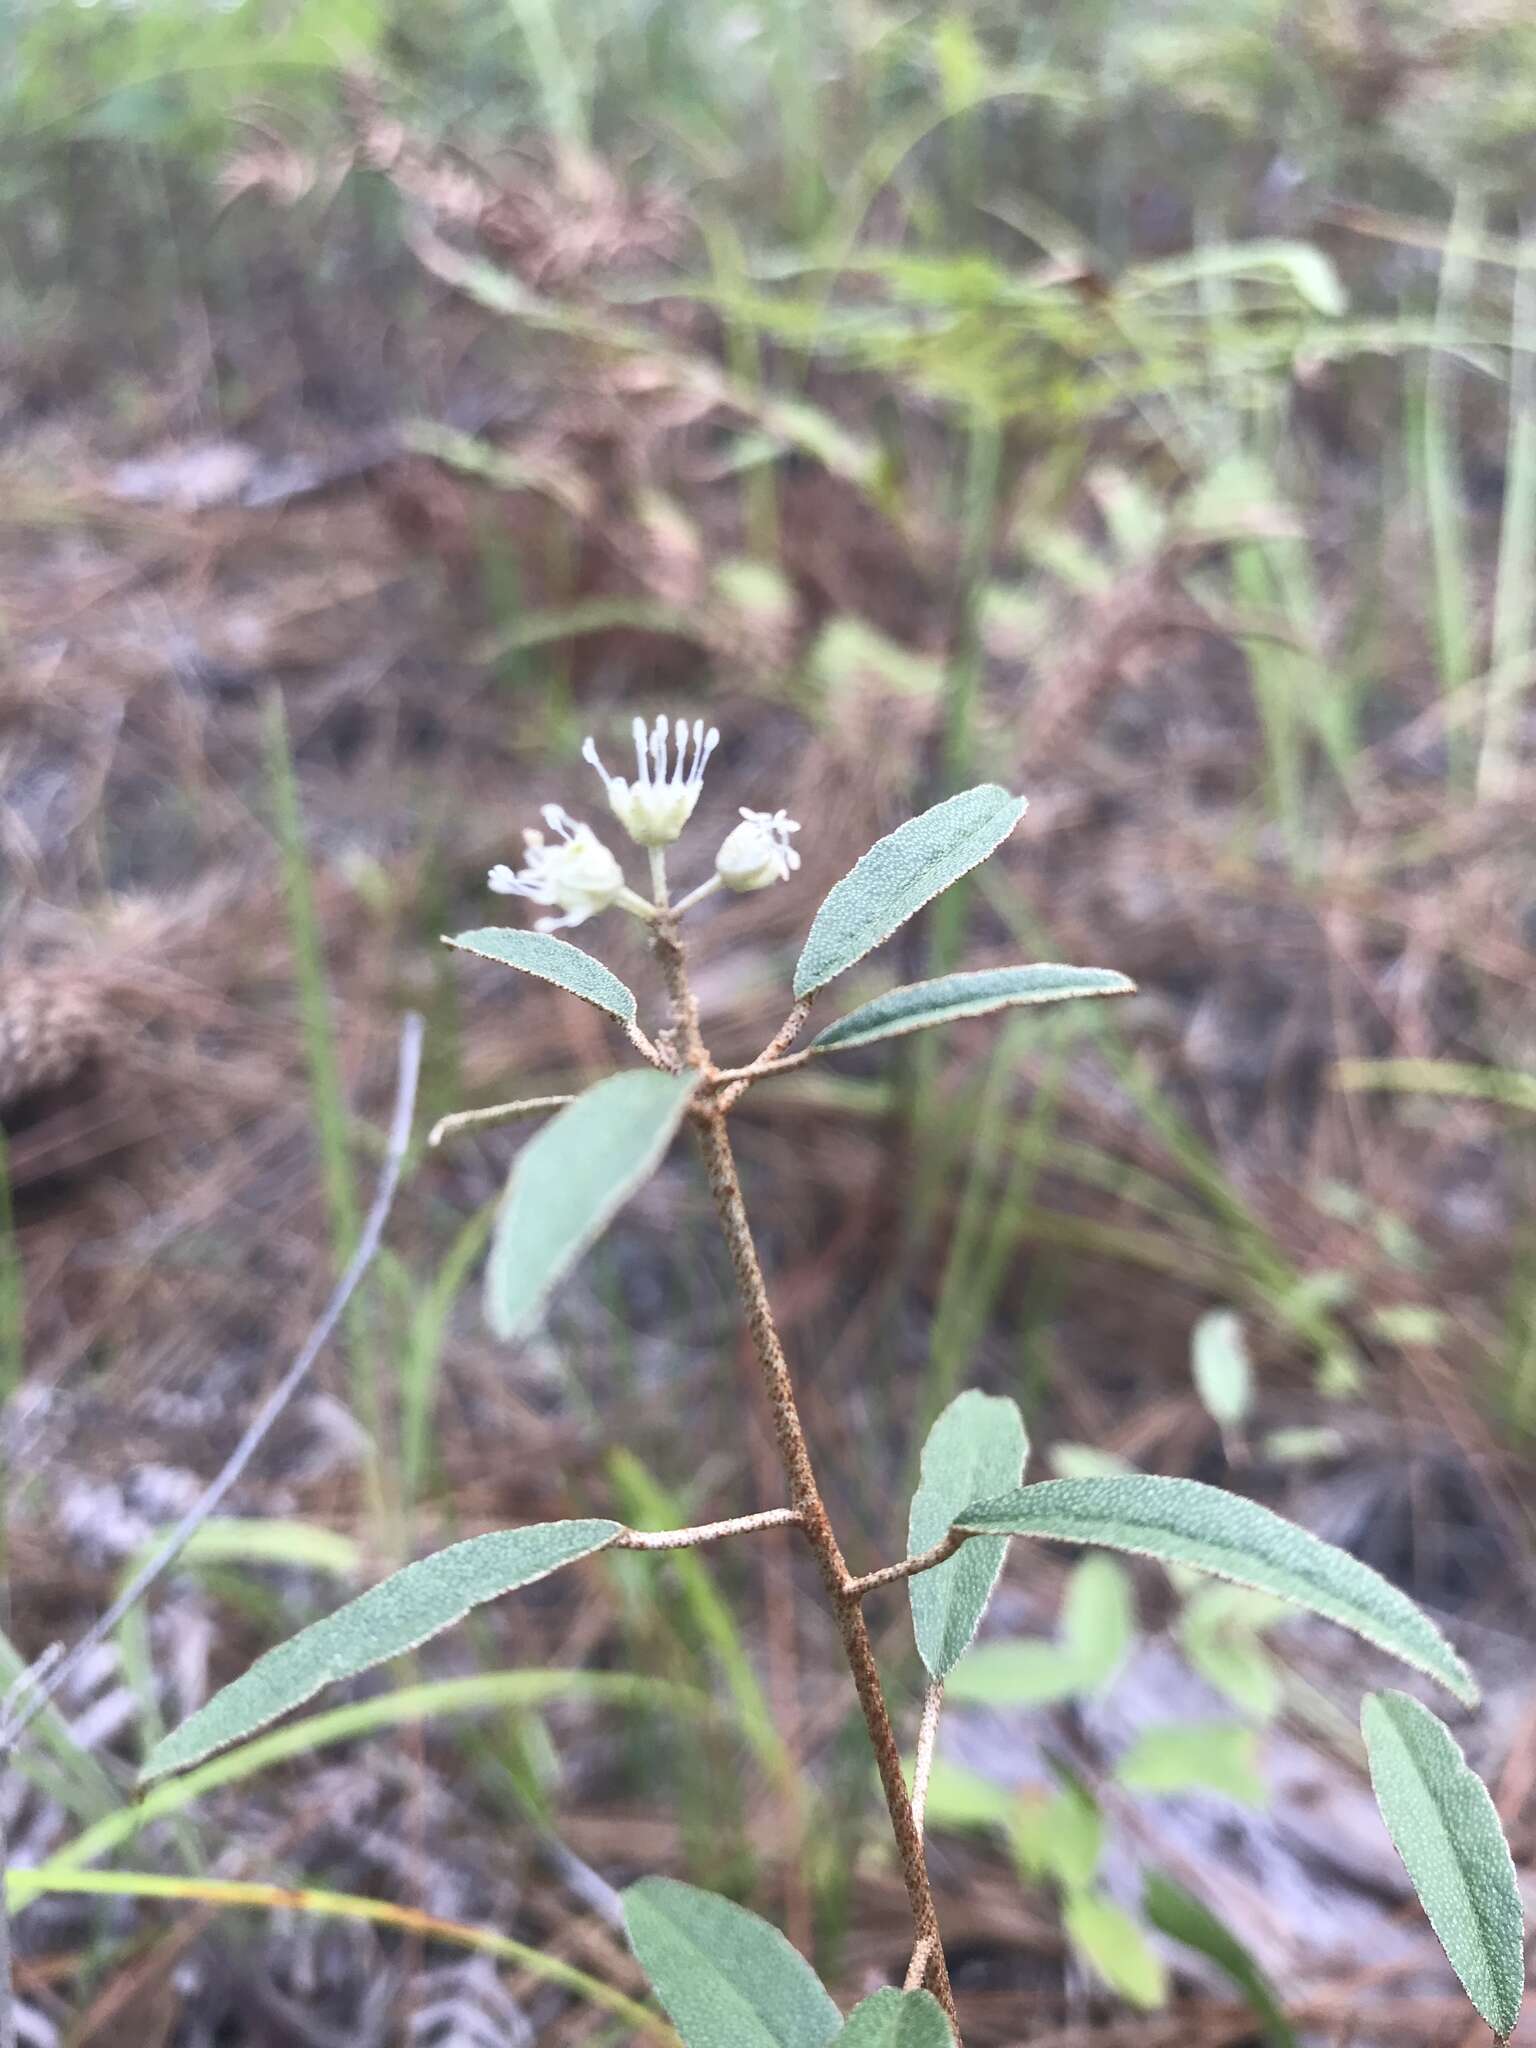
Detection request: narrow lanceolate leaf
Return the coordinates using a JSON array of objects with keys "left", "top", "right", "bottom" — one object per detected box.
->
[
  {"left": 1142, "top": 1872, "right": 1297, "bottom": 2048},
  {"left": 954, "top": 1477, "right": 1477, "bottom": 1707},
  {"left": 835, "top": 1987, "right": 954, "bottom": 2046},
  {"left": 793, "top": 786, "right": 1028, "bottom": 1000},
  {"left": 141, "top": 1520, "right": 621, "bottom": 1782},
  {"left": 623, "top": 1878, "right": 842, "bottom": 2048},
  {"left": 908, "top": 1391, "right": 1028, "bottom": 1680},
  {"left": 487, "top": 1070, "right": 697, "bottom": 1341},
  {"left": 1362, "top": 1691, "right": 1525, "bottom": 2040},
  {"left": 808, "top": 965, "right": 1134, "bottom": 1056},
  {"left": 446, "top": 927, "right": 638, "bottom": 1025}
]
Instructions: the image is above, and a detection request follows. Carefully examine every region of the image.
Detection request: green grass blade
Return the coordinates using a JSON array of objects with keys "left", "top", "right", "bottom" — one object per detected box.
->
[
  {"left": 1143, "top": 1871, "right": 1296, "bottom": 2046},
  {"left": 1478, "top": 220, "right": 1536, "bottom": 800},
  {"left": 35, "top": 1669, "right": 713, "bottom": 1890},
  {"left": 7, "top": 1869, "right": 676, "bottom": 2041}
]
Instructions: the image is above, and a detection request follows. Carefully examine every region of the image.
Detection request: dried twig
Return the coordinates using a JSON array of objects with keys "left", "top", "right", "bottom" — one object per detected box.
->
[
  {"left": 428, "top": 1094, "right": 574, "bottom": 1146},
  {"left": 5, "top": 1013, "right": 424, "bottom": 1750}
]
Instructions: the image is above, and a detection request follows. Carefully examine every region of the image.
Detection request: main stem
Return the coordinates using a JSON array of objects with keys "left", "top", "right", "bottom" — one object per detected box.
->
[{"left": 652, "top": 922, "right": 958, "bottom": 2030}]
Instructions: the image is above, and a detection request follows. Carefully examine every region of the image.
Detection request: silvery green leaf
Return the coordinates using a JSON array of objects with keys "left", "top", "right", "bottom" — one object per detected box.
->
[
  {"left": 487, "top": 1070, "right": 697, "bottom": 1341},
  {"left": 908, "top": 1391, "right": 1028, "bottom": 1680},
  {"left": 954, "top": 1477, "right": 1477, "bottom": 1706},
  {"left": 793, "top": 786, "right": 1028, "bottom": 1000},
  {"left": 1362, "top": 1691, "right": 1525, "bottom": 2040},
  {"left": 446, "top": 927, "right": 637, "bottom": 1024},
  {"left": 834, "top": 1988, "right": 953, "bottom": 2046},
  {"left": 1192, "top": 1310, "right": 1253, "bottom": 1430},
  {"left": 141, "top": 1519, "right": 620, "bottom": 1781},
  {"left": 623, "top": 1878, "right": 842, "bottom": 2048},
  {"left": 808, "top": 965, "right": 1133, "bottom": 1056}
]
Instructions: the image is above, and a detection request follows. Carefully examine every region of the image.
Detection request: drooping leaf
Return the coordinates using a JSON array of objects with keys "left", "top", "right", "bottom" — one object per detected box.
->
[
  {"left": 487, "top": 1070, "right": 698, "bottom": 1341},
  {"left": 1143, "top": 1872, "right": 1297, "bottom": 2048},
  {"left": 1116, "top": 1722, "right": 1266, "bottom": 1807},
  {"left": 908, "top": 1391, "right": 1028, "bottom": 1680},
  {"left": 623, "top": 1877, "right": 842, "bottom": 2048},
  {"left": 1191, "top": 1309, "right": 1253, "bottom": 1431},
  {"left": 1361, "top": 1691, "right": 1525, "bottom": 2040},
  {"left": 142, "top": 1521, "right": 621, "bottom": 1781},
  {"left": 808, "top": 965, "right": 1132, "bottom": 1056},
  {"left": 445, "top": 927, "right": 638, "bottom": 1025},
  {"left": 835, "top": 1987, "right": 953, "bottom": 2046},
  {"left": 793, "top": 786, "right": 1028, "bottom": 1000},
  {"left": 1063, "top": 1892, "right": 1167, "bottom": 2009},
  {"left": 953, "top": 1477, "right": 1477, "bottom": 1706}
]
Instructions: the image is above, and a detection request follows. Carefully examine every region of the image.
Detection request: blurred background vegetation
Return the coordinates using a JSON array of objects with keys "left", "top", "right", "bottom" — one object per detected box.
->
[{"left": 3, "top": 0, "right": 1536, "bottom": 2040}]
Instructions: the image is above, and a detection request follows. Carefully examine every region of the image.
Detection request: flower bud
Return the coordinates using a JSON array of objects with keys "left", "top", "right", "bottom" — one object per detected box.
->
[{"left": 715, "top": 808, "right": 801, "bottom": 892}]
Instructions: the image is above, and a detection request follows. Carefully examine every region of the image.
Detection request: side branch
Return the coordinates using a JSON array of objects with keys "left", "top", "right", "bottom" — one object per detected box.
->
[
  {"left": 615, "top": 1509, "right": 803, "bottom": 1551},
  {"left": 844, "top": 1529, "right": 969, "bottom": 1599},
  {"left": 715, "top": 1000, "right": 813, "bottom": 1110},
  {"left": 428, "top": 1095, "right": 574, "bottom": 1146}
]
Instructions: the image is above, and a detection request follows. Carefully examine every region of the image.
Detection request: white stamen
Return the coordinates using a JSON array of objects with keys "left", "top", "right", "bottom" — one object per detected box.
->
[{"left": 582, "top": 712, "right": 719, "bottom": 846}]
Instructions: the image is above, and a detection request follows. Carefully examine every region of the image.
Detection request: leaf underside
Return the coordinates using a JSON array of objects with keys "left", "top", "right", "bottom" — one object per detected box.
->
[{"left": 445, "top": 926, "right": 638, "bottom": 1023}]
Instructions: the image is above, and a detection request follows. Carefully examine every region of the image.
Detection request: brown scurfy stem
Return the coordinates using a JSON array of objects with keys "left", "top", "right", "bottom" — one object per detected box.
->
[{"left": 651, "top": 915, "right": 960, "bottom": 2034}]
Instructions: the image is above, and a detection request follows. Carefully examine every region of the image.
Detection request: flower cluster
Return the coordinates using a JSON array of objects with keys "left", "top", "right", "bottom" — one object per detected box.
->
[{"left": 487, "top": 715, "right": 799, "bottom": 930}]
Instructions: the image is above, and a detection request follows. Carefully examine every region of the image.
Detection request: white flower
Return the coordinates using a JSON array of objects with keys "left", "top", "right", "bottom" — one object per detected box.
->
[
  {"left": 714, "top": 808, "right": 801, "bottom": 892},
  {"left": 488, "top": 805, "right": 626, "bottom": 932},
  {"left": 582, "top": 715, "right": 719, "bottom": 847}
]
